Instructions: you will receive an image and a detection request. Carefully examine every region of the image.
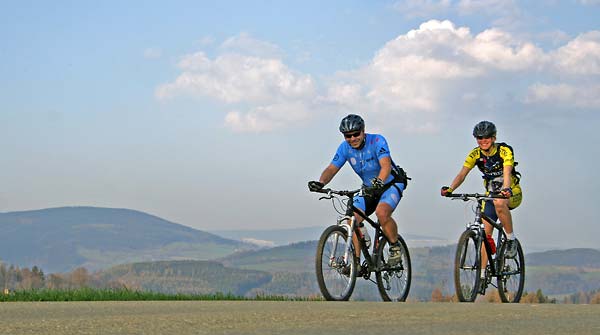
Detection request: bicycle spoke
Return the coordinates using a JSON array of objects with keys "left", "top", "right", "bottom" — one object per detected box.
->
[
  {"left": 497, "top": 240, "right": 525, "bottom": 303},
  {"left": 454, "top": 230, "right": 480, "bottom": 302},
  {"left": 376, "top": 235, "right": 411, "bottom": 302},
  {"left": 316, "top": 226, "right": 356, "bottom": 301}
]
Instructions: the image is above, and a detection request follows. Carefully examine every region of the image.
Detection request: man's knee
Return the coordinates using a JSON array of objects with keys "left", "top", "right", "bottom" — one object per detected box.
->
[
  {"left": 493, "top": 198, "right": 509, "bottom": 208},
  {"left": 375, "top": 205, "right": 392, "bottom": 220},
  {"left": 494, "top": 201, "right": 510, "bottom": 216}
]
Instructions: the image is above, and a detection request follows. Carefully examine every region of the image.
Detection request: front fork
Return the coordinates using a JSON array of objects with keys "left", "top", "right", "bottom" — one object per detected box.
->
[{"left": 328, "top": 216, "right": 355, "bottom": 268}]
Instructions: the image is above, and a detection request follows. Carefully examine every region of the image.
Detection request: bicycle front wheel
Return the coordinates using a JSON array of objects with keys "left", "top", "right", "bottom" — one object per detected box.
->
[
  {"left": 315, "top": 225, "right": 357, "bottom": 301},
  {"left": 497, "top": 239, "right": 525, "bottom": 303},
  {"left": 375, "top": 234, "right": 411, "bottom": 301},
  {"left": 454, "top": 230, "right": 481, "bottom": 302}
]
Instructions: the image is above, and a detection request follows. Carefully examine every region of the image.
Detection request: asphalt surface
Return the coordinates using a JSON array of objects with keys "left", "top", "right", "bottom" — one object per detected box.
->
[{"left": 0, "top": 301, "right": 598, "bottom": 335}]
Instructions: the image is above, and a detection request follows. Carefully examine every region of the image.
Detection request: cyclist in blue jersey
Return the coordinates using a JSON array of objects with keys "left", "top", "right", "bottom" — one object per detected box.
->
[{"left": 308, "top": 114, "right": 405, "bottom": 266}]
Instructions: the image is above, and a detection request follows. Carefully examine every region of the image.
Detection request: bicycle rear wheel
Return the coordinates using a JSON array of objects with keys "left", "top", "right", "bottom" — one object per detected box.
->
[
  {"left": 454, "top": 230, "right": 481, "bottom": 302},
  {"left": 497, "top": 239, "right": 525, "bottom": 303},
  {"left": 375, "top": 234, "right": 411, "bottom": 301},
  {"left": 315, "top": 225, "right": 357, "bottom": 301}
]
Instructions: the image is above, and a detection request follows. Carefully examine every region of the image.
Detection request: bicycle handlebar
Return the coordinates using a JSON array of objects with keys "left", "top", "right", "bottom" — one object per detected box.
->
[
  {"left": 311, "top": 188, "right": 361, "bottom": 197},
  {"left": 445, "top": 192, "right": 508, "bottom": 201}
]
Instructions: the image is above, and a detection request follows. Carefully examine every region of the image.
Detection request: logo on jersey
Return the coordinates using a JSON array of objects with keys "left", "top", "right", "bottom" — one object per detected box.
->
[
  {"left": 333, "top": 154, "right": 339, "bottom": 162},
  {"left": 379, "top": 147, "right": 388, "bottom": 154}
]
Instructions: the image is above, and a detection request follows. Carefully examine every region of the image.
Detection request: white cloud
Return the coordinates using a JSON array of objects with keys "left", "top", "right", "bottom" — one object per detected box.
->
[
  {"left": 324, "top": 83, "right": 363, "bottom": 106},
  {"left": 525, "top": 83, "right": 600, "bottom": 108},
  {"left": 157, "top": 24, "right": 600, "bottom": 134},
  {"left": 224, "top": 102, "right": 312, "bottom": 133},
  {"left": 465, "top": 28, "right": 546, "bottom": 71},
  {"left": 156, "top": 34, "right": 315, "bottom": 132},
  {"left": 551, "top": 31, "right": 600, "bottom": 75},
  {"left": 219, "top": 32, "right": 283, "bottom": 58},
  {"left": 158, "top": 53, "right": 314, "bottom": 105},
  {"left": 325, "top": 20, "right": 599, "bottom": 132}
]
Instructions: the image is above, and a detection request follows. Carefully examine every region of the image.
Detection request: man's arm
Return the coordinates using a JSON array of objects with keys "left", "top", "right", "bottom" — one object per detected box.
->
[
  {"left": 319, "top": 164, "right": 341, "bottom": 185},
  {"left": 503, "top": 165, "right": 513, "bottom": 189},
  {"left": 377, "top": 156, "right": 392, "bottom": 182},
  {"left": 449, "top": 166, "right": 472, "bottom": 191}
]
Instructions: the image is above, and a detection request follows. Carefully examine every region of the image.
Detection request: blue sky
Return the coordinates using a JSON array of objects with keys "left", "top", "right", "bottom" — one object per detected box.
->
[{"left": 1, "top": 0, "right": 599, "bottom": 250}]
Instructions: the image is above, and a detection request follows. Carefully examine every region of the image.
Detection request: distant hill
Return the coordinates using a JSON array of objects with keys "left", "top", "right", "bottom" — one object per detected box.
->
[
  {"left": 25, "top": 235, "right": 597, "bottom": 300},
  {"left": 97, "top": 260, "right": 273, "bottom": 296},
  {"left": 525, "top": 248, "right": 600, "bottom": 295},
  {"left": 219, "top": 241, "right": 317, "bottom": 273},
  {"left": 527, "top": 248, "right": 600, "bottom": 267},
  {"left": 3, "top": 206, "right": 598, "bottom": 299},
  {"left": 211, "top": 226, "right": 453, "bottom": 248},
  {"left": 0, "top": 207, "right": 252, "bottom": 273},
  {"left": 219, "top": 244, "right": 600, "bottom": 299}
]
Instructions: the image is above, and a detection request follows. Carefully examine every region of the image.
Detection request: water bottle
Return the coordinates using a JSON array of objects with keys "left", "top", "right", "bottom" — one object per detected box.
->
[
  {"left": 360, "top": 224, "right": 371, "bottom": 248},
  {"left": 486, "top": 234, "right": 496, "bottom": 254}
]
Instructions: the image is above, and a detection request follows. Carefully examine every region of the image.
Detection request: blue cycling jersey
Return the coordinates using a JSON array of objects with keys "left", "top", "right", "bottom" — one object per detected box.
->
[{"left": 331, "top": 133, "right": 395, "bottom": 186}]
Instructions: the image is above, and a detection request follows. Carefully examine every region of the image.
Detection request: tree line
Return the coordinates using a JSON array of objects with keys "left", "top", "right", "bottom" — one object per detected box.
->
[
  {"left": 0, "top": 262, "right": 120, "bottom": 293},
  {"left": 2, "top": 261, "right": 599, "bottom": 303}
]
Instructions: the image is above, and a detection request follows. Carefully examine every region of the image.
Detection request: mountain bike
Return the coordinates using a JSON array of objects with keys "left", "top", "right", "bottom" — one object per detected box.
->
[
  {"left": 446, "top": 193, "right": 525, "bottom": 302},
  {"left": 310, "top": 187, "right": 411, "bottom": 301}
]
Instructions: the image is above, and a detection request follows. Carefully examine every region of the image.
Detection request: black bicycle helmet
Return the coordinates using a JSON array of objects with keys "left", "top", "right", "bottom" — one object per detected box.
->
[
  {"left": 473, "top": 121, "right": 497, "bottom": 137},
  {"left": 339, "top": 114, "right": 365, "bottom": 133}
]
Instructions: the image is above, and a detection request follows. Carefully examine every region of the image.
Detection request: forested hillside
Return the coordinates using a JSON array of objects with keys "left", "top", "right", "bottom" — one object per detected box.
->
[
  {"left": 0, "top": 207, "right": 252, "bottom": 272},
  {"left": 2, "top": 246, "right": 599, "bottom": 301},
  {"left": 97, "top": 260, "right": 272, "bottom": 296}
]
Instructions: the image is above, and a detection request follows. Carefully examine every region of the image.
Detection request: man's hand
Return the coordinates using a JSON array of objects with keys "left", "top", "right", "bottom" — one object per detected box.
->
[
  {"left": 501, "top": 187, "right": 513, "bottom": 198},
  {"left": 364, "top": 177, "right": 384, "bottom": 197},
  {"left": 370, "top": 177, "right": 384, "bottom": 190},
  {"left": 440, "top": 186, "right": 453, "bottom": 197},
  {"left": 308, "top": 181, "right": 325, "bottom": 192}
]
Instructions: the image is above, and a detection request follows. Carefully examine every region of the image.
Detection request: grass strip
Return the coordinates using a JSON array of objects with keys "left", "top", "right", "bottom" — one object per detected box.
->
[{"left": 0, "top": 288, "right": 322, "bottom": 302}]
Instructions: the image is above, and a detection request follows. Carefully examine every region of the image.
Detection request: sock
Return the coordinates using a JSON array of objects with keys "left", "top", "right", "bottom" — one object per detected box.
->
[{"left": 507, "top": 232, "right": 516, "bottom": 240}]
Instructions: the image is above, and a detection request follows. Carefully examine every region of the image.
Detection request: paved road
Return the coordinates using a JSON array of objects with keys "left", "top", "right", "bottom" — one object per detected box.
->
[{"left": 0, "top": 301, "right": 598, "bottom": 335}]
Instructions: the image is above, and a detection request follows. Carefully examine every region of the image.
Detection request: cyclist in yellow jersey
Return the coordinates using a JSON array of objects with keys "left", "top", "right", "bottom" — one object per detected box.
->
[{"left": 441, "top": 121, "right": 522, "bottom": 268}]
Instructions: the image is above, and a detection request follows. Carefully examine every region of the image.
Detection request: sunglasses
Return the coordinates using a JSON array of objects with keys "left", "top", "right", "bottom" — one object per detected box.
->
[
  {"left": 476, "top": 136, "right": 492, "bottom": 140},
  {"left": 343, "top": 131, "right": 362, "bottom": 139}
]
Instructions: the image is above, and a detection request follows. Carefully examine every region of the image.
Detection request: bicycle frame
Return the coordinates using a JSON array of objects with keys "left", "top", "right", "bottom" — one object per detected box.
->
[
  {"left": 466, "top": 199, "right": 507, "bottom": 279},
  {"left": 336, "top": 192, "right": 393, "bottom": 275}
]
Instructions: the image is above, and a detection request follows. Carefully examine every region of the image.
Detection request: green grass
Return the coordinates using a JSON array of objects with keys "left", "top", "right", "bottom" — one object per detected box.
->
[{"left": 0, "top": 288, "right": 323, "bottom": 302}]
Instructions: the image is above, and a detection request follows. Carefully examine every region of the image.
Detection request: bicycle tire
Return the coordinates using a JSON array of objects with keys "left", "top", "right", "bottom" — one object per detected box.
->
[
  {"left": 375, "top": 234, "right": 411, "bottom": 302},
  {"left": 454, "top": 229, "right": 481, "bottom": 302},
  {"left": 497, "top": 239, "right": 525, "bottom": 303},
  {"left": 315, "top": 225, "right": 357, "bottom": 301}
]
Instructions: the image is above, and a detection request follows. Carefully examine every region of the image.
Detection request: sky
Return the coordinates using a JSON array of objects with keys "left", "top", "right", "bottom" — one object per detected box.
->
[{"left": 1, "top": 0, "right": 599, "bottom": 250}]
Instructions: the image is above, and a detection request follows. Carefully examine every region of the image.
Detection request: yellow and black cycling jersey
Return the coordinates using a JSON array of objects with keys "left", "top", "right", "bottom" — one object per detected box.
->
[{"left": 464, "top": 142, "right": 521, "bottom": 192}]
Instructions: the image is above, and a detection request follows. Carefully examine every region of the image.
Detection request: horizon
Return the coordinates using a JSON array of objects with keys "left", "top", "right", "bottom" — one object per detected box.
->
[{"left": 1, "top": 205, "right": 594, "bottom": 253}]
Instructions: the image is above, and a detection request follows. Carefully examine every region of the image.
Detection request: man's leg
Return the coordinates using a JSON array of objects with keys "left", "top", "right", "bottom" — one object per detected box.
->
[
  {"left": 494, "top": 198, "right": 513, "bottom": 235},
  {"left": 375, "top": 203, "right": 403, "bottom": 266},
  {"left": 479, "top": 220, "right": 494, "bottom": 292},
  {"left": 494, "top": 198, "right": 517, "bottom": 257},
  {"left": 375, "top": 203, "right": 398, "bottom": 244},
  {"left": 351, "top": 213, "right": 365, "bottom": 258}
]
